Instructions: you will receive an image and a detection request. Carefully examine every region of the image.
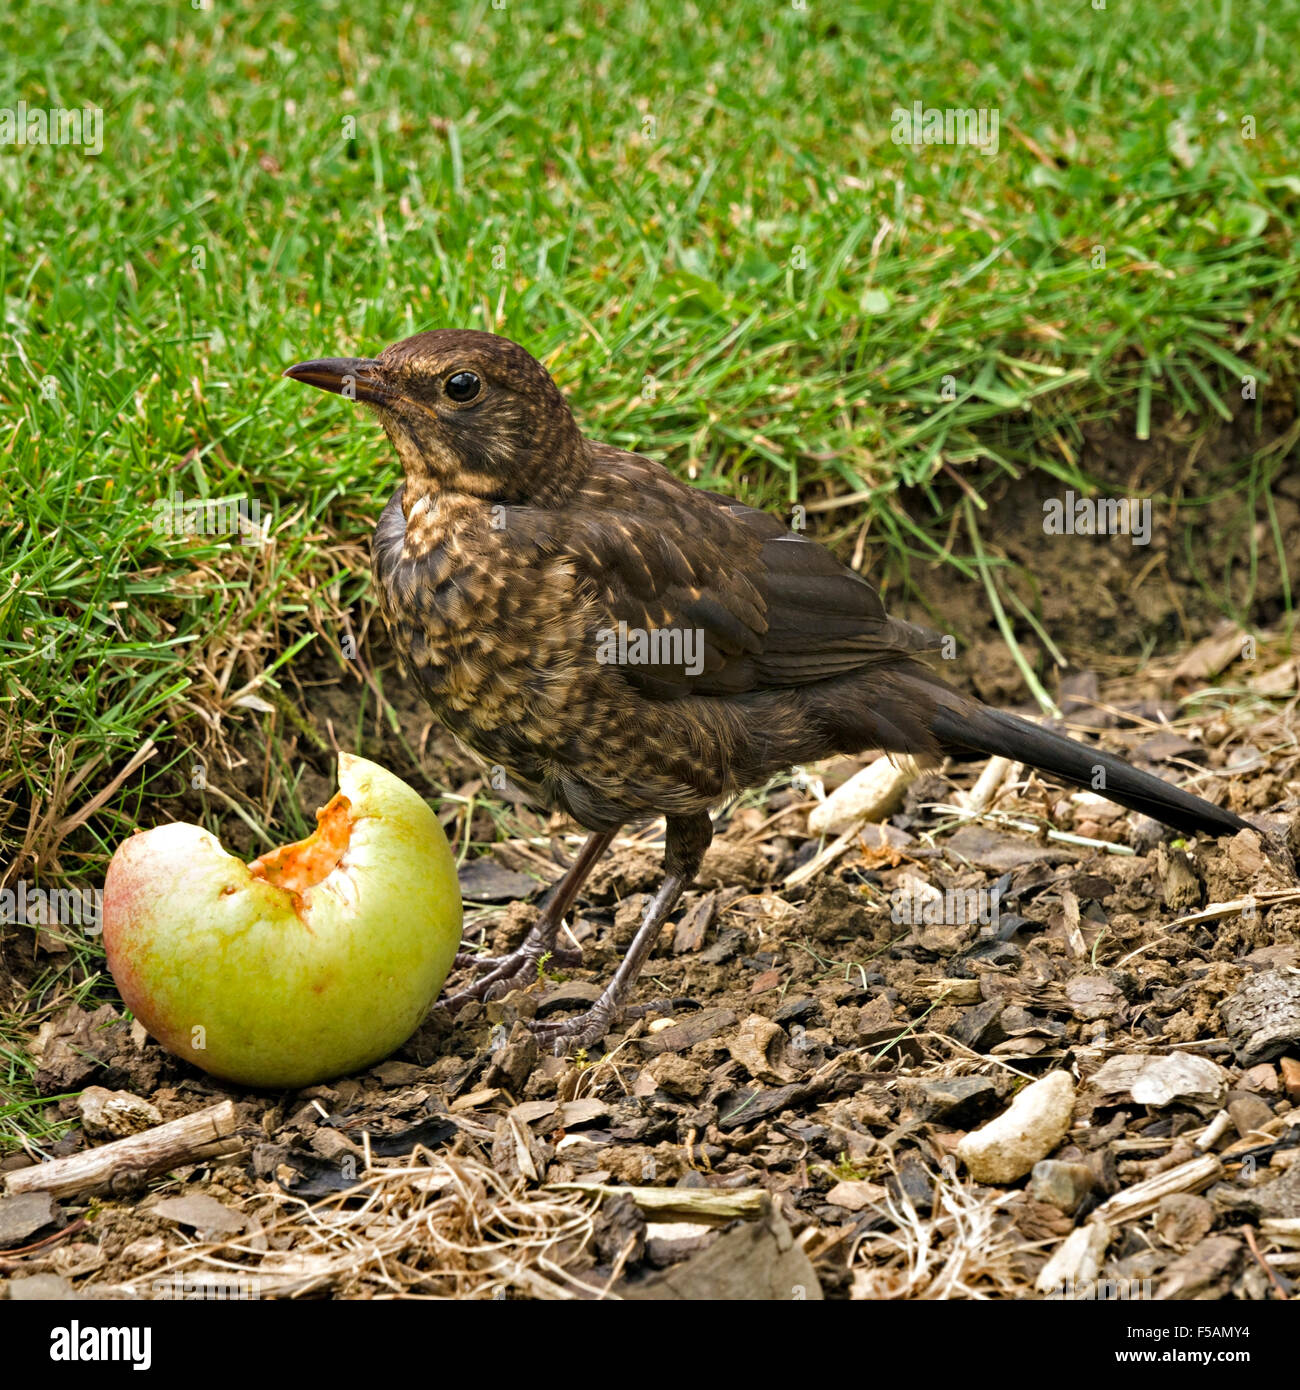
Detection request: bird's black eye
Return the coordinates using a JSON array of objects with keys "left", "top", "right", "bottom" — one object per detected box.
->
[{"left": 445, "top": 371, "right": 481, "bottom": 403}]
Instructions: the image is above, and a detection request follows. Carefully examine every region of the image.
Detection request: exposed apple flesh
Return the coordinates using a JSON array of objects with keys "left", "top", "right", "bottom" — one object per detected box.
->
[{"left": 103, "top": 754, "right": 462, "bottom": 1088}]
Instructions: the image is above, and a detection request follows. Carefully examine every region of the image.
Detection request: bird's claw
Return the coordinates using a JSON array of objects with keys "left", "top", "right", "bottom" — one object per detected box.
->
[
  {"left": 526, "top": 995, "right": 678, "bottom": 1053},
  {"left": 528, "top": 1005, "right": 620, "bottom": 1054},
  {"left": 443, "top": 941, "right": 583, "bottom": 1011}
]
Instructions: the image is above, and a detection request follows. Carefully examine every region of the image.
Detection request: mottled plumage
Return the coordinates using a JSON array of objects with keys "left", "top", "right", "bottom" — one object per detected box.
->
[{"left": 286, "top": 330, "right": 1251, "bottom": 1048}]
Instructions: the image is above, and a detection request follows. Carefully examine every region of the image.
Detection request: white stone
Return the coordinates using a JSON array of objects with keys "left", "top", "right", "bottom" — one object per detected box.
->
[
  {"left": 807, "top": 756, "right": 916, "bottom": 835},
  {"left": 956, "top": 1070, "right": 1076, "bottom": 1183}
]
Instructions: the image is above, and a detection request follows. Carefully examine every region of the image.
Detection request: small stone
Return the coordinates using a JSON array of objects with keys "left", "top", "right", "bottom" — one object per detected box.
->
[
  {"left": 77, "top": 1086, "right": 162, "bottom": 1139},
  {"left": 893, "top": 1154, "right": 934, "bottom": 1213},
  {"left": 1154, "top": 1193, "right": 1216, "bottom": 1248},
  {"left": 646, "top": 1054, "right": 708, "bottom": 1099},
  {"left": 1240, "top": 1063, "right": 1279, "bottom": 1093},
  {"left": 956, "top": 1070, "right": 1076, "bottom": 1184},
  {"left": 903, "top": 1075, "right": 998, "bottom": 1123},
  {"left": 0, "top": 1191, "right": 59, "bottom": 1249},
  {"left": 1281, "top": 1056, "right": 1300, "bottom": 1104},
  {"left": 1226, "top": 1090, "right": 1275, "bottom": 1140},
  {"left": 1028, "top": 1160, "right": 1094, "bottom": 1213}
]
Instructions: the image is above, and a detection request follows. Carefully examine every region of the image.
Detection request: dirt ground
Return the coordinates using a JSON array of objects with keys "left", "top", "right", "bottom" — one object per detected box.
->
[{"left": 2, "top": 418, "right": 1298, "bottom": 1301}]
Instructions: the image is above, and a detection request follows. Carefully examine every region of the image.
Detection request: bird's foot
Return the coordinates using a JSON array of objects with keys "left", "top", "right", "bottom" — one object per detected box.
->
[
  {"left": 528, "top": 997, "right": 623, "bottom": 1053},
  {"left": 529, "top": 858, "right": 701, "bottom": 1054},
  {"left": 527, "top": 992, "right": 678, "bottom": 1054},
  {"left": 443, "top": 830, "right": 618, "bottom": 1013},
  {"left": 443, "top": 940, "right": 582, "bottom": 1011}
]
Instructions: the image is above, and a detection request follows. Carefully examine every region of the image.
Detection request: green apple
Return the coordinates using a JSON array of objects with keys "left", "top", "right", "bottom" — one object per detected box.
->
[{"left": 103, "top": 754, "right": 462, "bottom": 1088}]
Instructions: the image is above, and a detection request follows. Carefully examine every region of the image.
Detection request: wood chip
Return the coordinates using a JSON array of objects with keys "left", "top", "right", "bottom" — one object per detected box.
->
[
  {"left": 549, "top": 1183, "right": 769, "bottom": 1225},
  {"left": 450, "top": 1088, "right": 503, "bottom": 1111},
  {"left": 510, "top": 1098, "right": 611, "bottom": 1130},
  {"left": 825, "top": 1179, "right": 888, "bottom": 1211},
  {"left": 672, "top": 890, "right": 716, "bottom": 954},
  {"left": 638, "top": 1008, "right": 737, "bottom": 1056},
  {"left": 1035, "top": 1221, "right": 1111, "bottom": 1294},
  {"left": 1089, "top": 1154, "right": 1222, "bottom": 1227}
]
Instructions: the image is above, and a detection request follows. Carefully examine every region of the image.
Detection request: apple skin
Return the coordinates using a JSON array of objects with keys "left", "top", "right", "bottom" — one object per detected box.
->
[{"left": 103, "top": 754, "right": 462, "bottom": 1088}]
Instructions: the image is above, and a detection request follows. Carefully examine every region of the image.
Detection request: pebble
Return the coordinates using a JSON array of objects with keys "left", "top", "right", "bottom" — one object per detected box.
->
[
  {"left": 956, "top": 1070, "right": 1076, "bottom": 1183},
  {"left": 77, "top": 1086, "right": 161, "bottom": 1139},
  {"left": 1226, "top": 1090, "right": 1275, "bottom": 1140},
  {"left": 1281, "top": 1056, "right": 1300, "bottom": 1104},
  {"left": 1028, "top": 1160, "right": 1094, "bottom": 1213},
  {"left": 1154, "top": 1193, "right": 1216, "bottom": 1247}
]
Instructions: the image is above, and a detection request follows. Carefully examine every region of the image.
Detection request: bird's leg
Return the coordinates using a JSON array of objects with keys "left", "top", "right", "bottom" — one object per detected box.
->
[
  {"left": 443, "top": 828, "right": 617, "bottom": 1010},
  {"left": 530, "top": 812, "right": 713, "bottom": 1051}
]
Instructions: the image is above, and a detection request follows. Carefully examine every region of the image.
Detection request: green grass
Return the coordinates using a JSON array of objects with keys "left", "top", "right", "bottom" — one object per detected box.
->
[{"left": 1, "top": 0, "right": 1298, "bottom": 1146}]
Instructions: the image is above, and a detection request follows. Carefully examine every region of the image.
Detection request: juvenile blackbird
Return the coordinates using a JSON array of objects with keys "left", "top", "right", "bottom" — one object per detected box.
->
[{"left": 285, "top": 330, "right": 1250, "bottom": 1048}]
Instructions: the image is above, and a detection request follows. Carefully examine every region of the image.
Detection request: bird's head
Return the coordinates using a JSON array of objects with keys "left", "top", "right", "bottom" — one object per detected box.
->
[{"left": 284, "top": 330, "right": 586, "bottom": 504}]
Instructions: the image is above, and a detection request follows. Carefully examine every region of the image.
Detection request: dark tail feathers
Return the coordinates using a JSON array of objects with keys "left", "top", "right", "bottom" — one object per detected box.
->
[{"left": 930, "top": 700, "right": 1250, "bottom": 839}]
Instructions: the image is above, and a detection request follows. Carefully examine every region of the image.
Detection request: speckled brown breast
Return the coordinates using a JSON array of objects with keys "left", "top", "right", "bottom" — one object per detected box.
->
[
  {"left": 371, "top": 485, "right": 589, "bottom": 791},
  {"left": 369, "top": 482, "right": 758, "bottom": 830}
]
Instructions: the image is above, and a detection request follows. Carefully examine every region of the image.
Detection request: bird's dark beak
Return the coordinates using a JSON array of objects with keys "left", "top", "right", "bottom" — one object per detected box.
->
[{"left": 283, "top": 357, "right": 395, "bottom": 406}]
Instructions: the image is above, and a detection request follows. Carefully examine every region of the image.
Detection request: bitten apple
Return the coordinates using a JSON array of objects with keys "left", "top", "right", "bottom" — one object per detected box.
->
[{"left": 103, "top": 754, "right": 462, "bottom": 1087}]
